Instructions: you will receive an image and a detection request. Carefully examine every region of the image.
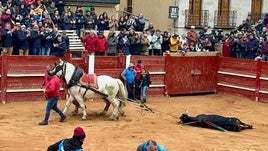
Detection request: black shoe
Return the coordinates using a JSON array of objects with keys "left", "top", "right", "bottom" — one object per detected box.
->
[
  {"left": 141, "top": 99, "right": 146, "bottom": 103},
  {"left": 39, "top": 120, "right": 48, "bottom": 125},
  {"left": 60, "top": 115, "right": 66, "bottom": 122}
]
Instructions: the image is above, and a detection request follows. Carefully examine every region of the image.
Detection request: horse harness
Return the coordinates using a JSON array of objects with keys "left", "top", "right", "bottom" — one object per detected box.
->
[{"left": 59, "top": 62, "right": 108, "bottom": 98}]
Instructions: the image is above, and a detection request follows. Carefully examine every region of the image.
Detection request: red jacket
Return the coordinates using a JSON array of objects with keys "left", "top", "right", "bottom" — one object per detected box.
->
[
  {"left": 42, "top": 72, "right": 50, "bottom": 88},
  {"left": 134, "top": 64, "right": 144, "bottom": 79},
  {"left": 82, "top": 34, "right": 97, "bottom": 53},
  {"left": 45, "top": 76, "right": 61, "bottom": 98},
  {"left": 96, "top": 35, "right": 107, "bottom": 52}
]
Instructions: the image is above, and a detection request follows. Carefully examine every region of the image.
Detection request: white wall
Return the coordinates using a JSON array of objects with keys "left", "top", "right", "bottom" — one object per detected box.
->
[
  {"left": 262, "top": 0, "right": 268, "bottom": 13},
  {"left": 202, "top": 0, "right": 218, "bottom": 28},
  {"left": 176, "top": 0, "right": 188, "bottom": 34},
  {"left": 231, "top": 0, "right": 252, "bottom": 26}
]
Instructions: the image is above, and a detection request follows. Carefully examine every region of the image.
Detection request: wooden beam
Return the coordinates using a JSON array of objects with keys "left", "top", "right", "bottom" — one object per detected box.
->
[
  {"left": 217, "top": 83, "right": 255, "bottom": 91},
  {"left": 218, "top": 71, "right": 256, "bottom": 78}
]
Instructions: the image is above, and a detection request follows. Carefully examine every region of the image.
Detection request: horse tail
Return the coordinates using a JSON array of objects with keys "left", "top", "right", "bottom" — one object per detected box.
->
[{"left": 116, "top": 79, "right": 127, "bottom": 107}]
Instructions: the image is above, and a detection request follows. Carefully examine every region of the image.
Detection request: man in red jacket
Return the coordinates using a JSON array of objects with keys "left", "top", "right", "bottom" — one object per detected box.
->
[
  {"left": 39, "top": 74, "right": 66, "bottom": 125},
  {"left": 81, "top": 30, "right": 97, "bottom": 55},
  {"left": 134, "top": 60, "right": 144, "bottom": 100},
  {"left": 95, "top": 31, "right": 107, "bottom": 56}
]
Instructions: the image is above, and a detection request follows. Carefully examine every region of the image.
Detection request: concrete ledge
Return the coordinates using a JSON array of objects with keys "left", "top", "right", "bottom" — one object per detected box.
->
[
  {"left": 149, "top": 71, "right": 166, "bottom": 75},
  {"left": 166, "top": 51, "right": 220, "bottom": 56},
  {"left": 150, "top": 84, "right": 165, "bottom": 88},
  {"left": 7, "top": 74, "right": 44, "bottom": 77},
  {"left": 6, "top": 88, "right": 64, "bottom": 93}
]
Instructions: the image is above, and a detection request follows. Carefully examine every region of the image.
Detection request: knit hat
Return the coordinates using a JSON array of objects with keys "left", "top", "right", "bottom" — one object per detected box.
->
[{"left": 73, "top": 127, "right": 86, "bottom": 140}]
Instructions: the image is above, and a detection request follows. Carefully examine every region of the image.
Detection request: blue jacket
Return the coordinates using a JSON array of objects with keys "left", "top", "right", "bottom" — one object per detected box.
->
[
  {"left": 30, "top": 30, "right": 41, "bottom": 48},
  {"left": 41, "top": 31, "right": 56, "bottom": 48},
  {"left": 246, "top": 38, "right": 259, "bottom": 59},
  {"left": 121, "top": 68, "right": 135, "bottom": 84},
  {"left": 137, "top": 142, "right": 167, "bottom": 151},
  {"left": 51, "top": 40, "right": 67, "bottom": 57},
  {"left": 119, "top": 38, "right": 130, "bottom": 55},
  {"left": 75, "top": 14, "right": 86, "bottom": 30}
]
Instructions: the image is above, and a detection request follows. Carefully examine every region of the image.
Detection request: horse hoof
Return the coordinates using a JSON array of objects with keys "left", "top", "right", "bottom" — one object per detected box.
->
[
  {"left": 120, "top": 112, "right": 125, "bottom": 117},
  {"left": 81, "top": 118, "right": 87, "bottom": 121},
  {"left": 99, "top": 112, "right": 106, "bottom": 116},
  {"left": 70, "top": 112, "right": 77, "bottom": 116},
  {"left": 108, "top": 118, "right": 114, "bottom": 121},
  {"left": 108, "top": 117, "right": 118, "bottom": 121}
]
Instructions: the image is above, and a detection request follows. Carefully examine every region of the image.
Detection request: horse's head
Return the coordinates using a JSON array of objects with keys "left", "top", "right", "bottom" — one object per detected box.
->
[{"left": 48, "top": 59, "right": 65, "bottom": 78}]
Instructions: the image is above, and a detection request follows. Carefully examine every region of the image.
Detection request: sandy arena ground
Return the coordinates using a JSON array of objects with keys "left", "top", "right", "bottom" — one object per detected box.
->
[{"left": 0, "top": 94, "right": 268, "bottom": 151}]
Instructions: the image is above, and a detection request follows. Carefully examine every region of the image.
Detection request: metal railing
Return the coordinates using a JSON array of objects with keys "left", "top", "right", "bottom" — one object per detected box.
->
[
  {"left": 214, "top": 11, "right": 237, "bottom": 28},
  {"left": 249, "top": 13, "right": 266, "bottom": 24},
  {"left": 185, "top": 10, "right": 209, "bottom": 27}
]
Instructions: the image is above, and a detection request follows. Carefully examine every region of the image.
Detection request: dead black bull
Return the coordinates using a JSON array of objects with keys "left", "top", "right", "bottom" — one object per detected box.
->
[{"left": 179, "top": 113, "right": 253, "bottom": 132}]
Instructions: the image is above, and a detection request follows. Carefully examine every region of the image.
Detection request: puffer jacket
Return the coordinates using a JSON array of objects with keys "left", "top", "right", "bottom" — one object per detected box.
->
[
  {"left": 45, "top": 76, "right": 60, "bottom": 98},
  {"left": 47, "top": 138, "right": 83, "bottom": 151}
]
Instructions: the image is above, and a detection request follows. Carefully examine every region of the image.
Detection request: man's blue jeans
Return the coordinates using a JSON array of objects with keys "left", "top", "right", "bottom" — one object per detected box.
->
[
  {"left": 44, "top": 97, "right": 64, "bottom": 121},
  {"left": 41, "top": 47, "right": 51, "bottom": 56},
  {"left": 31, "top": 47, "right": 41, "bottom": 55},
  {"left": 262, "top": 54, "right": 268, "bottom": 61}
]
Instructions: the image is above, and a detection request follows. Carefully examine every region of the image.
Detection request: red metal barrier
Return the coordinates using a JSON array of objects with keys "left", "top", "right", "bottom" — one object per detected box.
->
[
  {"left": 217, "top": 56, "right": 268, "bottom": 103},
  {"left": 1, "top": 54, "right": 268, "bottom": 103},
  {"left": 0, "top": 53, "right": 60, "bottom": 103}
]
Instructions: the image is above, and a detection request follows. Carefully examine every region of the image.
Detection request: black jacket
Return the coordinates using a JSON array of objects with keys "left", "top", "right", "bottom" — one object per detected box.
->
[
  {"left": 47, "top": 138, "right": 83, "bottom": 151},
  {"left": 17, "top": 30, "right": 30, "bottom": 50},
  {"left": 140, "top": 73, "right": 151, "bottom": 87}
]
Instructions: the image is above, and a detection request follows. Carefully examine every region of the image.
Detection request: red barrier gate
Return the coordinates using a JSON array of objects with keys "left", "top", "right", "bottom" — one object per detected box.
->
[{"left": 165, "top": 55, "right": 218, "bottom": 95}]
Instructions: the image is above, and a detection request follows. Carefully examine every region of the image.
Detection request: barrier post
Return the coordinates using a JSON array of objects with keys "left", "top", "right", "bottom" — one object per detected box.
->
[
  {"left": 255, "top": 58, "right": 261, "bottom": 101},
  {"left": 1, "top": 53, "right": 7, "bottom": 104},
  {"left": 118, "top": 53, "right": 124, "bottom": 68}
]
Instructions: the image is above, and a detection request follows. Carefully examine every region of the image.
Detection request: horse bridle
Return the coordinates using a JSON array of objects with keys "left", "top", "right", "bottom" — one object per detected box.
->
[{"left": 53, "top": 62, "right": 67, "bottom": 79}]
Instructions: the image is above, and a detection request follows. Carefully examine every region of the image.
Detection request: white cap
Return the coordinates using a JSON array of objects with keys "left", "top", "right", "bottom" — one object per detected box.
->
[
  {"left": 128, "top": 63, "right": 134, "bottom": 68},
  {"left": 191, "top": 26, "right": 195, "bottom": 29}
]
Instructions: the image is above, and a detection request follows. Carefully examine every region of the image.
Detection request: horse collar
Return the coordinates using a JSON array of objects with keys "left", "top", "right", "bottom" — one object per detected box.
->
[{"left": 62, "top": 62, "right": 67, "bottom": 78}]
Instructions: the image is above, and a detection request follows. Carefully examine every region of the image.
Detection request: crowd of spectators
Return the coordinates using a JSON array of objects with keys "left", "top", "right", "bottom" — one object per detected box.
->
[
  {"left": 1, "top": 0, "right": 268, "bottom": 60},
  {"left": 0, "top": 0, "right": 69, "bottom": 56},
  {"left": 221, "top": 14, "right": 268, "bottom": 60}
]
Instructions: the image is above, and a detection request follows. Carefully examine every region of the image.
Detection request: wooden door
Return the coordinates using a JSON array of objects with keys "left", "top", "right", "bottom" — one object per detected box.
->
[
  {"left": 165, "top": 56, "right": 217, "bottom": 95},
  {"left": 251, "top": 0, "right": 262, "bottom": 23},
  {"left": 217, "top": 0, "right": 230, "bottom": 27},
  {"left": 165, "top": 56, "right": 194, "bottom": 94},
  {"left": 192, "top": 56, "right": 217, "bottom": 93},
  {"left": 188, "top": 0, "right": 202, "bottom": 26}
]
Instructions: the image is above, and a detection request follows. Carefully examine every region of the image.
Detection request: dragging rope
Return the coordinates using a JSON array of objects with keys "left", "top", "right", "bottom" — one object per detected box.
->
[
  {"left": 118, "top": 98, "right": 154, "bottom": 113},
  {"left": 122, "top": 98, "right": 181, "bottom": 120}
]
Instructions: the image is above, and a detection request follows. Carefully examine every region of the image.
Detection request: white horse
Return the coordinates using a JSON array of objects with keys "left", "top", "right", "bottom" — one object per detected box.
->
[{"left": 49, "top": 59, "right": 127, "bottom": 121}]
